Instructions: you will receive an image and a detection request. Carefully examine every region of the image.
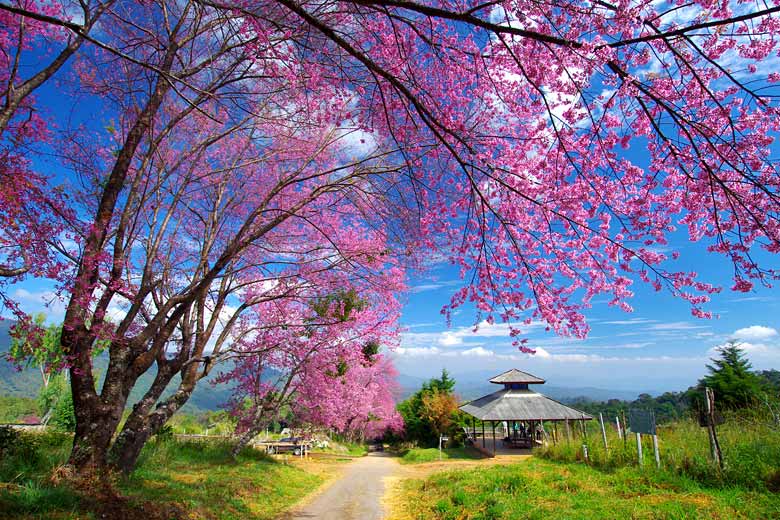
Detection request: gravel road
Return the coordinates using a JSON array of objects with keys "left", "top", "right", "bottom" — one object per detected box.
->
[{"left": 289, "top": 453, "right": 400, "bottom": 520}]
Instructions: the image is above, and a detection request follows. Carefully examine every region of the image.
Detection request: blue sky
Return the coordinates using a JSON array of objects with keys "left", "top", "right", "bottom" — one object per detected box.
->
[{"left": 391, "top": 240, "right": 780, "bottom": 393}]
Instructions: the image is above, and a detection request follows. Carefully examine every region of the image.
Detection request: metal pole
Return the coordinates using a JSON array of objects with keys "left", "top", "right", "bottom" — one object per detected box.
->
[{"left": 615, "top": 416, "right": 622, "bottom": 439}]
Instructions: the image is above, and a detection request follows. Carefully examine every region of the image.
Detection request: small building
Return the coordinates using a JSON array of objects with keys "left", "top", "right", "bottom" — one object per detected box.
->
[{"left": 460, "top": 368, "right": 592, "bottom": 455}]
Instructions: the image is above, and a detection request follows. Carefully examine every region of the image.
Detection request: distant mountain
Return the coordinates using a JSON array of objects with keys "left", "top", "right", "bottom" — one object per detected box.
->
[
  {"left": 0, "top": 321, "right": 233, "bottom": 414},
  {"left": 395, "top": 367, "right": 641, "bottom": 403},
  {"left": 453, "top": 380, "right": 640, "bottom": 403},
  {"left": 0, "top": 321, "right": 45, "bottom": 397}
]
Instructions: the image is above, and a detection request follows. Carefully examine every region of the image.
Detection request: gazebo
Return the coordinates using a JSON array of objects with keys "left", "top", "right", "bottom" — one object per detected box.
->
[{"left": 460, "top": 368, "right": 592, "bottom": 454}]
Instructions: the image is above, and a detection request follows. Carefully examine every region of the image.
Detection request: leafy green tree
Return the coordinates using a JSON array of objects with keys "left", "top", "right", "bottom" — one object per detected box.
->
[
  {"left": 699, "top": 341, "right": 765, "bottom": 410},
  {"left": 9, "top": 313, "right": 63, "bottom": 388},
  {"left": 398, "top": 369, "right": 463, "bottom": 446},
  {"left": 37, "top": 373, "right": 76, "bottom": 431}
]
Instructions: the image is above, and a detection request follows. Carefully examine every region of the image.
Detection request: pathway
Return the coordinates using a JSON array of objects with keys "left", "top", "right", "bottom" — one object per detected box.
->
[{"left": 289, "top": 452, "right": 400, "bottom": 520}]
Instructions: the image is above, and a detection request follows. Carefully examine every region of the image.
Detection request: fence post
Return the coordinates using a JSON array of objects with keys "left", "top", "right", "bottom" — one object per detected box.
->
[
  {"left": 540, "top": 421, "right": 550, "bottom": 445},
  {"left": 599, "top": 413, "right": 609, "bottom": 454},
  {"left": 621, "top": 410, "right": 628, "bottom": 450},
  {"left": 705, "top": 387, "right": 724, "bottom": 469},
  {"left": 652, "top": 433, "right": 661, "bottom": 469},
  {"left": 636, "top": 432, "right": 643, "bottom": 467}
]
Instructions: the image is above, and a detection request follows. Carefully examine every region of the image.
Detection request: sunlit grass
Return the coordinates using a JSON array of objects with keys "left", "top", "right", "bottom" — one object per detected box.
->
[
  {"left": 393, "top": 457, "right": 780, "bottom": 520},
  {"left": 0, "top": 435, "right": 329, "bottom": 519},
  {"left": 399, "top": 447, "right": 485, "bottom": 464}
]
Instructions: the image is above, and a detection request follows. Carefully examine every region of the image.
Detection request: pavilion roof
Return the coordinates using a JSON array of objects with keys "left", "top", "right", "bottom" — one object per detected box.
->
[
  {"left": 489, "top": 368, "right": 546, "bottom": 385},
  {"left": 460, "top": 388, "right": 592, "bottom": 421}
]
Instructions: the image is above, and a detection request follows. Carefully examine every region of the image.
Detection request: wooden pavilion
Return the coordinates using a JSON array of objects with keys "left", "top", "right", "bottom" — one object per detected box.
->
[{"left": 460, "top": 368, "right": 592, "bottom": 454}]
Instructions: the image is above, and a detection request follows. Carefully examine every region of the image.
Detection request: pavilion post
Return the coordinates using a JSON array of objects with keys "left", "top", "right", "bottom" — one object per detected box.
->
[
  {"left": 565, "top": 419, "right": 571, "bottom": 443},
  {"left": 482, "top": 420, "right": 485, "bottom": 449},
  {"left": 492, "top": 421, "right": 496, "bottom": 454},
  {"left": 553, "top": 422, "right": 558, "bottom": 445}
]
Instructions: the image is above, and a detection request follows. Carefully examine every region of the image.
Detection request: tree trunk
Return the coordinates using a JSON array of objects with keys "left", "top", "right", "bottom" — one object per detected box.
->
[
  {"left": 111, "top": 392, "right": 195, "bottom": 473},
  {"left": 232, "top": 425, "right": 263, "bottom": 458}
]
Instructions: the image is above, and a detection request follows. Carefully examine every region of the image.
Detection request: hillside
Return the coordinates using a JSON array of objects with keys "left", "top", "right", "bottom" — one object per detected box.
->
[{"left": 0, "top": 321, "right": 234, "bottom": 414}]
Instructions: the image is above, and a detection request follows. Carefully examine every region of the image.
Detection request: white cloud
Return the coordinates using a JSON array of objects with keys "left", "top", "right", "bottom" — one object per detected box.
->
[
  {"left": 601, "top": 318, "right": 658, "bottom": 325},
  {"left": 645, "top": 321, "right": 709, "bottom": 331},
  {"left": 732, "top": 325, "right": 778, "bottom": 342},
  {"left": 401, "top": 319, "right": 544, "bottom": 350},
  {"left": 461, "top": 347, "right": 495, "bottom": 357},
  {"left": 439, "top": 331, "right": 463, "bottom": 347},
  {"left": 395, "top": 346, "right": 443, "bottom": 357},
  {"left": 11, "top": 288, "right": 67, "bottom": 322}
]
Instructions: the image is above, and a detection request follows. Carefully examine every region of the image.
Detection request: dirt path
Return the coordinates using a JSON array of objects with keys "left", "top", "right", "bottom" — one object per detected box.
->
[{"left": 289, "top": 453, "right": 400, "bottom": 520}]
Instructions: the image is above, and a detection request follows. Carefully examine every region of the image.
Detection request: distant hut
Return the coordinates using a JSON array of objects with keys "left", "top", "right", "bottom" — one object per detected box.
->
[{"left": 460, "top": 369, "right": 591, "bottom": 454}]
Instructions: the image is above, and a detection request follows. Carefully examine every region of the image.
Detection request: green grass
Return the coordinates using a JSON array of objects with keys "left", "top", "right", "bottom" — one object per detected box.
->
[
  {"left": 313, "top": 439, "right": 369, "bottom": 456},
  {"left": 538, "top": 413, "right": 780, "bottom": 490},
  {"left": 399, "top": 447, "right": 485, "bottom": 464},
  {"left": 395, "top": 457, "right": 780, "bottom": 520},
  {"left": 0, "top": 433, "right": 332, "bottom": 519},
  {"left": 342, "top": 442, "right": 369, "bottom": 456},
  {"left": 122, "top": 440, "right": 322, "bottom": 519},
  {"left": 0, "top": 395, "right": 38, "bottom": 422}
]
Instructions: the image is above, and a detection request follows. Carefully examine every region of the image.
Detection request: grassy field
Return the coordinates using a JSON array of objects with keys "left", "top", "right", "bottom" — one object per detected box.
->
[
  {"left": 538, "top": 413, "right": 780, "bottom": 491},
  {"left": 0, "top": 430, "right": 345, "bottom": 519},
  {"left": 398, "top": 447, "right": 485, "bottom": 464},
  {"left": 392, "top": 457, "right": 780, "bottom": 520},
  {"left": 392, "top": 411, "right": 780, "bottom": 519}
]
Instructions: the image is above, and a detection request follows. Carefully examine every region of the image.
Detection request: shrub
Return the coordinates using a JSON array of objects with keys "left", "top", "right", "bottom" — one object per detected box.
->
[{"left": 0, "top": 425, "right": 20, "bottom": 454}]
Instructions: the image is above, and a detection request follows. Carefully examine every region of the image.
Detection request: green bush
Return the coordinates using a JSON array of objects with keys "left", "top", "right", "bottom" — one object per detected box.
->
[
  {"left": 0, "top": 425, "right": 20, "bottom": 453},
  {"left": 0, "top": 396, "right": 38, "bottom": 423},
  {"left": 0, "top": 430, "right": 72, "bottom": 484},
  {"left": 154, "top": 424, "right": 175, "bottom": 441},
  {"left": 37, "top": 375, "right": 76, "bottom": 432}
]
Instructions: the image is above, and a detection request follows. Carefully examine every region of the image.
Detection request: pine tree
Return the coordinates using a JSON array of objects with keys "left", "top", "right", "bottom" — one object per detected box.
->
[{"left": 700, "top": 341, "right": 764, "bottom": 409}]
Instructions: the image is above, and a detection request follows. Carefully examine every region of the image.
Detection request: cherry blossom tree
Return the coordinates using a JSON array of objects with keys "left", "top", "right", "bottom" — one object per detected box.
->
[
  {"left": 224, "top": 283, "right": 404, "bottom": 454},
  {"left": 2, "top": 0, "right": 779, "bottom": 476},
  {"left": 294, "top": 354, "right": 404, "bottom": 441},
  {"left": 0, "top": 0, "right": 106, "bottom": 289}
]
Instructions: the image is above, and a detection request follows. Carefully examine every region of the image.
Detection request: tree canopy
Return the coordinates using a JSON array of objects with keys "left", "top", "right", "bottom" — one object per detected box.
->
[
  {"left": 700, "top": 341, "right": 766, "bottom": 409},
  {"left": 1, "top": 0, "right": 779, "bottom": 474}
]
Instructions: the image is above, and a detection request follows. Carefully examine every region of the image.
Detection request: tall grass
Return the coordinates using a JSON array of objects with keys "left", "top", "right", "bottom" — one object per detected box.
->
[{"left": 538, "top": 410, "right": 780, "bottom": 491}]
